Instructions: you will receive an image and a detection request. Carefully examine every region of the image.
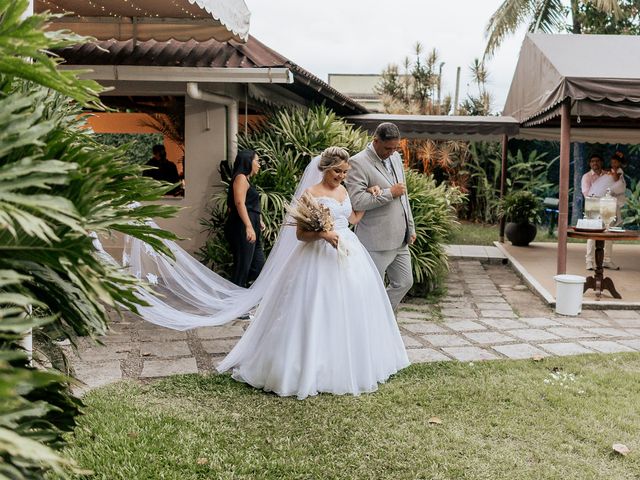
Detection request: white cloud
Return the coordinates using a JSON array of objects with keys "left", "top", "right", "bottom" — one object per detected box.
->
[{"left": 245, "top": 0, "right": 530, "bottom": 112}]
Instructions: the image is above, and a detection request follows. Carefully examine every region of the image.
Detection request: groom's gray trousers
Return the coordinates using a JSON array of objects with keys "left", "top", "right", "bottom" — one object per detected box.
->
[{"left": 368, "top": 245, "right": 413, "bottom": 312}]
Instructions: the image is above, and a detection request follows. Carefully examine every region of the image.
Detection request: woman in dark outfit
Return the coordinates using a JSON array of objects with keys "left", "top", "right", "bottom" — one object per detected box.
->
[{"left": 225, "top": 150, "right": 265, "bottom": 287}]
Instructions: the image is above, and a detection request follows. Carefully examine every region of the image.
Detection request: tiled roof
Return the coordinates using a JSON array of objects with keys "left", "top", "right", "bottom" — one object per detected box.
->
[{"left": 57, "top": 36, "right": 367, "bottom": 115}]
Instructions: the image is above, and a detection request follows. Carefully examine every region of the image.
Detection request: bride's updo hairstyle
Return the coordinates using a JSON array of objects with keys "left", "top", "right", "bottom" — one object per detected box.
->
[{"left": 318, "top": 146, "right": 349, "bottom": 172}]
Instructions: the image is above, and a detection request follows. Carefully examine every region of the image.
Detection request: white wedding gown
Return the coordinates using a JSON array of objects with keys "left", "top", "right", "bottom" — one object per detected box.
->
[{"left": 217, "top": 195, "right": 410, "bottom": 399}]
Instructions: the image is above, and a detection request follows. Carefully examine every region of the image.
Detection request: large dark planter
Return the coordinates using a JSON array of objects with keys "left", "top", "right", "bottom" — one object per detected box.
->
[{"left": 505, "top": 222, "right": 537, "bottom": 246}]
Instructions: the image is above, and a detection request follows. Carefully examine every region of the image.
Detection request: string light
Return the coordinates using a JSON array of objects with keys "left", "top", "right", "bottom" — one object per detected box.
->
[
  {"left": 170, "top": 0, "right": 202, "bottom": 19},
  {"left": 41, "top": 0, "right": 214, "bottom": 27}
]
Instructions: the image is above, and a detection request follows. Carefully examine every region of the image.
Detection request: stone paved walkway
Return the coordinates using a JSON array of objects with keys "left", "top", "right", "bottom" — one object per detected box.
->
[{"left": 64, "top": 259, "right": 640, "bottom": 392}]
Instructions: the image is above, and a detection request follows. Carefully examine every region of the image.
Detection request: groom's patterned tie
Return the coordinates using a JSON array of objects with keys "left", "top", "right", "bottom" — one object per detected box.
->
[{"left": 383, "top": 158, "right": 393, "bottom": 175}]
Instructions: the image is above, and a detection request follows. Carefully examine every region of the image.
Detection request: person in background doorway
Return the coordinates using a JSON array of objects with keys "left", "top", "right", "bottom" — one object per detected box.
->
[{"left": 144, "top": 144, "right": 182, "bottom": 195}]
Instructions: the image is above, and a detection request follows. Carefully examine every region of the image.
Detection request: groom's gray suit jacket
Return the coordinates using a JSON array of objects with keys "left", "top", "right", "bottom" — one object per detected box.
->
[{"left": 345, "top": 146, "right": 415, "bottom": 252}]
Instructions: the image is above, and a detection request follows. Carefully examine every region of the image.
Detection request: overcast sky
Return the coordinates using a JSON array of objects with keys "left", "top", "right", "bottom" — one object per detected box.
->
[{"left": 245, "top": 0, "right": 530, "bottom": 113}]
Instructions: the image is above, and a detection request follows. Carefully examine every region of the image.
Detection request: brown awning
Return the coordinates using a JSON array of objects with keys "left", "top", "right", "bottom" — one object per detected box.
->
[
  {"left": 503, "top": 34, "right": 640, "bottom": 128},
  {"left": 346, "top": 114, "right": 519, "bottom": 141},
  {"left": 36, "top": 0, "right": 250, "bottom": 43}
]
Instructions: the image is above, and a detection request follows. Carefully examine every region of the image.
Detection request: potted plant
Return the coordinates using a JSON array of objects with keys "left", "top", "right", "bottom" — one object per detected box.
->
[{"left": 499, "top": 191, "right": 542, "bottom": 246}]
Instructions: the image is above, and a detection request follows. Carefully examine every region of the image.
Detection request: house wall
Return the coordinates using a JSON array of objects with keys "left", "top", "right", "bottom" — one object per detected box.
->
[
  {"left": 156, "top": 97, "right": 226, "bottom": 253},
  {"left": 96, "top": 82, "right": 228, "bottom": 257}
]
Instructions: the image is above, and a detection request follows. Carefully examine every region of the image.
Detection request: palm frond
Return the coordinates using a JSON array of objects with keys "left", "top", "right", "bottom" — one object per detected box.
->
[{"left": 484, "top": 0, "right": 539, "bottom": 58}]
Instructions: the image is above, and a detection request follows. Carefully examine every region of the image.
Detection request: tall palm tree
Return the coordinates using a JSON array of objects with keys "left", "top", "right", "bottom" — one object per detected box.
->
[{"left": 484, "top": 0, "right": 621, "bottom": 57}]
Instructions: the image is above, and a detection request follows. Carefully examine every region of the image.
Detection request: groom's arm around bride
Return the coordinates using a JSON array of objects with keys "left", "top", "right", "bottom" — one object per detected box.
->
[{"left": 345, "top": 122, "right": 415, "bottom": 312}]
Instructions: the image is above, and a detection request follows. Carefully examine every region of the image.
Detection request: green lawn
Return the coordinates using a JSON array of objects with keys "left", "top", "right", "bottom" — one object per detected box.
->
[
  {"left": 58, "top": 354, "right": 640, "bottom": 479},
  {"left": 449, "top": 222, "right": 569, "bottom": 246}
]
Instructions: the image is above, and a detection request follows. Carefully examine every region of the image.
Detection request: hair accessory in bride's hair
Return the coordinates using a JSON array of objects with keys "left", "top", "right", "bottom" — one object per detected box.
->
[{"left": 285, "top": 192, "right": 334, "bottom": 232}]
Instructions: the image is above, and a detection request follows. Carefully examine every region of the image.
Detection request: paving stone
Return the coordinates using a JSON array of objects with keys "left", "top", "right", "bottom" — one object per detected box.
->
[
  {"left": 538, "top": 342, "right": 594, "bottom": 356},
  {"left": 140, "top": 358, "right": 198, "bottom": 378},
  {"left": 463, "top": 331, "right": 515, "bottom": 345},
  {"left": 201, "top": 339, "right": 239, "bottom": 355},
  {"left": 480, "top": 310, "right": 516, "bottom": 319},
  {"left": 512, "top": 285, "right": 530, "bottom": 291},
  {"left": 407, "top": 348, "right": 451, "bottom": 363},
  {"left": 194, "top": 325, "right": 245, "bottom": 339},
  {"left": 575, "top": 310, "right": 608, "bottom": 320},
  {"left": 479, "top": 318, "right": 528, "bottom": 330},
  {"left": 139, "top": 329, "right": 188, "bottom": 342},
  {"left": 422, "top": 334, "right": 471, "bottom": 347},
  {"left": 612, "top": 318, "right": 640, "bottom": 328},
  {"left": 441, "top": 308, "right": 477, "bottom": 318},
  {"left": 140, "top": 341, "right": 191, "bottom": 358},
  {"left": 469, "top": 290, "right": 501, "bottom": 297},
  {"left": 476, "top": 302, "right": 511, "bottom": 311},
  {"left": 624, "top": 329, "right": 640, "bottom": 337},
  {"left": 474, "top": 297, "right": 508, "bottom": 304},
  {"left": 492, "top": 344, "right": 550, "bottom": 360},
  {"left": 583, "top": 317, "right": 616, "bottom": 327},
  {"left": 398, "top": 303, "right": 433, "bottom": 312},
  {"left": 442, "top": 346, "right": 499, "bottom": 361},
  {"left": 603, "top": 310, "right": 640, "bottom": 320},
  {"left": 97, "top": 330, "right": 133, "bottom": 344},
  {"left": 584, "top": 327, "right": 634, "bottom": 338},
  {"left": 402, "top": 336, "right": 423, "bottom": 348},
  {"left": 444, "top": 320, "right": 487, "bottom": 332},
  {"left": 437, "top": 302, "right": 470, "bottom": 310},
  {"left": 555, "top": 317, "right": 601, "bottom": 328},
  {"left": 578, "top": 341, "right": 636, "bottom": 354},
  {"left": 78, "top": 344, "right": 131, "bottom": 362},
  {"left": 74, "top": 360, "right": 122, "bottom": 388},
  {"left": 519, "top": 317, "right": 562, "bottom": 328},
  {"left": 618, "top": 339, "right": 640, "bottom": 350},
  {"left": 547, "top": 327, "right": 598, "bottom": 339},
  {"left": 465, "top": 280, "right": 493, "bottom": 286},
  {"left": 507, "top": 329, "right": 561, "bottom": 342},
  {"left": 397, "top": 315, "right": 423, "bottom": 324},
  {"left": 402, "top": 322, "right": 448, "bottom": 335},
  {"left": 442, "top": 292, "right": 464, "bottom": 299}
]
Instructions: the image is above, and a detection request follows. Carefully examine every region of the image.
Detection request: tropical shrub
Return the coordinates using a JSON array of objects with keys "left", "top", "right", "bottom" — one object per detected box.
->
[
  {"left": 499, "top": 191, "right": 543, "bottom": 224},
  {"left": 406, "top": 170, "right": 465, "bottom": 290},
  {"left": 198, "top": 105, "right": 464, "bottom": 292},
  {"left": 461, "top": 143, "right": 557, "bottom": 224},
  {"left": 93, "top": 133, "right": 164, "bottom": 165},
  {"left": 0, "top": 1, "right": 178, "bottom": 477},
  {"left": 622, "top": 178, "right": 640, "bottom": 229}
]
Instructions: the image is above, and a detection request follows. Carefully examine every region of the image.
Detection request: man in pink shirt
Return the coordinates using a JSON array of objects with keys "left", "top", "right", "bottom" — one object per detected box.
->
[
  {"left": 581, "top": 155, "right": 604, "bottom": 201},
  {"left": 581, "top": 154, "right": 621, "bottom": 270}
]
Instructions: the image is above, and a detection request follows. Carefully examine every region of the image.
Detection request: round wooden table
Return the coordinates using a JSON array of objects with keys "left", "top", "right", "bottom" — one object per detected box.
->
[{"left": 567, "top": 228, "right": 640, "bottom": 300}]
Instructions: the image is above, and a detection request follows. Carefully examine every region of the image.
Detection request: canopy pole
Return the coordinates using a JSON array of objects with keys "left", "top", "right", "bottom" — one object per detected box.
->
[
  {"left": 499, "top": 134, "right": 508, "bottom": 243},
  {"left": 557, "top": 100, "right": 571, "bottom": 274}
]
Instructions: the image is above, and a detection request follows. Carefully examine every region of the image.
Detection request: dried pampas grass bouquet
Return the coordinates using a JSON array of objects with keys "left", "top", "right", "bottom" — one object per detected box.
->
[{"left": 286, "top": 192, "right": 334, "bottom": 232}]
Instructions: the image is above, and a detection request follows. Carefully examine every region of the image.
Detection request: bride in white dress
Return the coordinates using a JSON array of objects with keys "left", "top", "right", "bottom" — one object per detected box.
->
[{"left": 216, "top": 147, "right": 409, "bottom": 399}]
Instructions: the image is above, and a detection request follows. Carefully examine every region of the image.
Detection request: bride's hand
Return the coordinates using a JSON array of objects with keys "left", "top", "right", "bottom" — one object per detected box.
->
[
  {"left": 367, "top": 185, "right": 382, "bottom": 196},
  {"left": 320, "top": 230, "right": 340, "bottom": 249}
]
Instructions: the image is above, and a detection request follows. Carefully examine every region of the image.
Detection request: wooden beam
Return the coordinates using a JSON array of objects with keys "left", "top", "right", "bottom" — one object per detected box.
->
[
  {"left": 557, "top": 100, "right": 571, "bottom": 274},
  {"left": 499, "top": 134, "right": 508, "bottom": 243}
]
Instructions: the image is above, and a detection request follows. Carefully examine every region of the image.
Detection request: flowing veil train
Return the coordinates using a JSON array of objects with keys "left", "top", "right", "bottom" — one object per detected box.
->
[{"left": 95, "top": 156, "right": 324, "bottom": 330}]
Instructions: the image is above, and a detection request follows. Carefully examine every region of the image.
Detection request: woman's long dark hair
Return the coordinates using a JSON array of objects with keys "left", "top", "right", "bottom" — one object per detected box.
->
[
  {"left": 231, "top": 149, "right": 257, "bottom": 180},
  {"left": 227, "top": 149, "right": 257, "bottom": 211}
]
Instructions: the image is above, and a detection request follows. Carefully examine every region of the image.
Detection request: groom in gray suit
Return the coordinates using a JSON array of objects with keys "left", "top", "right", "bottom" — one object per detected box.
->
[{"left": 345, "top": 122, "right": 415, "bottom": 312}]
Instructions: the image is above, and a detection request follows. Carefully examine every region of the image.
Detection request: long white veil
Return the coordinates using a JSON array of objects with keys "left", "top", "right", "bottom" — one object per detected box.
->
[{"left": 96, "top": 155, "right": 323, "bottom": 330}]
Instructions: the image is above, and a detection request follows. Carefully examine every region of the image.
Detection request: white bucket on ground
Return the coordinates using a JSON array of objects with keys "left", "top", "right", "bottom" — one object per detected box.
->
[{"left": 554, "top": 274, "right": 586, "bottom": 316}]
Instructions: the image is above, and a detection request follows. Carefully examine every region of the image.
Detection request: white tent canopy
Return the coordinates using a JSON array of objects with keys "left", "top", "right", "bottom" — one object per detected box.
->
[{"left": 36, "top": 0, "right": 250, "bottom": 42}]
